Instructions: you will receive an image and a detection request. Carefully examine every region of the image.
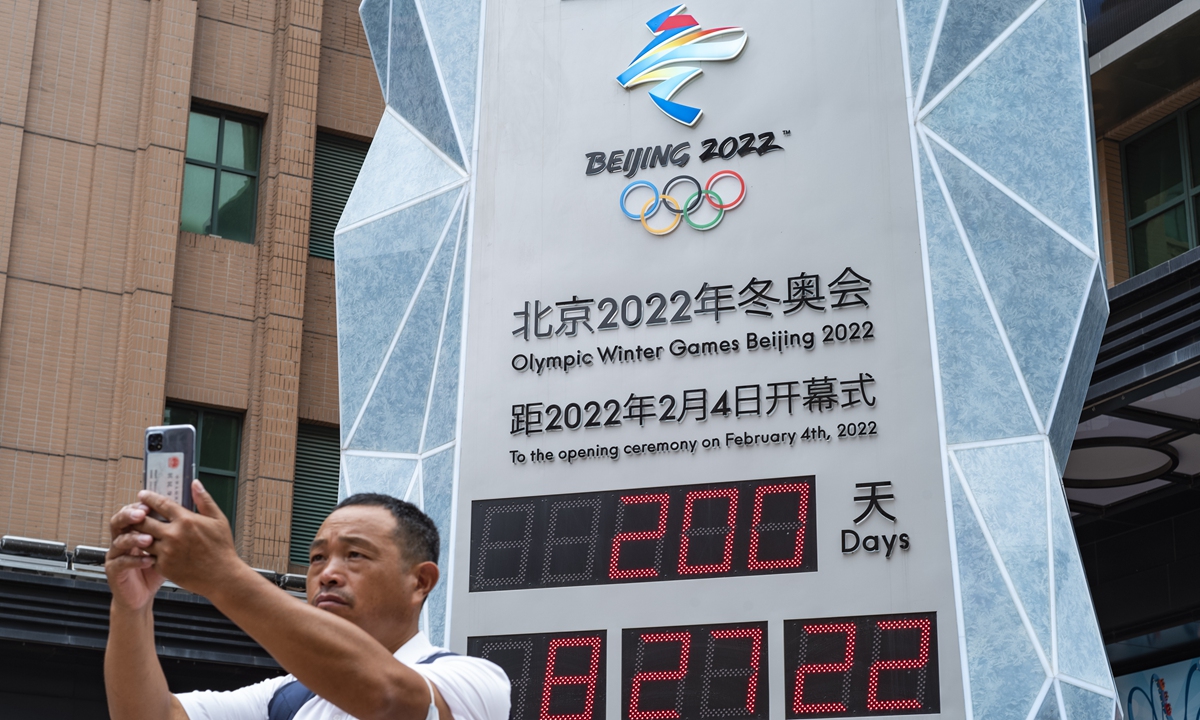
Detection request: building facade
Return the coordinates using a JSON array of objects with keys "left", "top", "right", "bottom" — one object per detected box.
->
[{"left": 0, "top": 0, "right": 378, "bottom": 574}]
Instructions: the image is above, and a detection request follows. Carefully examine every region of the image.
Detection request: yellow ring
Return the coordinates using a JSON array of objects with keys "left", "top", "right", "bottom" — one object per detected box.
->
[{"left": 641, "top": 195, "right": 681, "bottom": 235}]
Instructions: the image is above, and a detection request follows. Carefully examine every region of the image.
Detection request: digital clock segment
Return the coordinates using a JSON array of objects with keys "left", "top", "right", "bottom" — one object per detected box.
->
[
  {"left": 469, "top": 476, "right": 816, "bottom": 591},
  {"left": 620, "top": 622, "right": 768, "bottom": 720},
  {"left": 784, "top": 612, "right": 939, "bottom": 718},
  {"left": 468, "top": 630, "right": 608, "bottom": 720}
]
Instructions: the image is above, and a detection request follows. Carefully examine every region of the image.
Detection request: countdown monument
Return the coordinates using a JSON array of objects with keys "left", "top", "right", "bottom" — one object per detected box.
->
[{"left": 333, "top": 1, "right": 1114, "bottom": 718}]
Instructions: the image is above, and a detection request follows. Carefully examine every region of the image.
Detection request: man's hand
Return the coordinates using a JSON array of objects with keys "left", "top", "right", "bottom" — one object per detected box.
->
[
  {"left": 106, "top": 503, "right": 165, "bottom": 612},
  {"left": 138, "top": 480, "right": 242, "bottom": 598}
]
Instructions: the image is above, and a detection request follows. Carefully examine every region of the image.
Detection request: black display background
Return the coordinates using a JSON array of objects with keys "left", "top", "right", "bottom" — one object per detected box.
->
[
  {"left": 620, "top": 621, "right": 769, "bottom": 720},
  {"left": 469, "top": 476, "right": 816, "bottom": 591},
  {"left": 783, "top": 612, "right": 939, "bottom": 718},
  {"left": 468, "top": 630, "right": 607, "bottom": 720}
]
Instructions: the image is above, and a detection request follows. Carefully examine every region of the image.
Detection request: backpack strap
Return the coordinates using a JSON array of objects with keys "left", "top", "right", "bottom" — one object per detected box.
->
[
  {"left": 417, "top": 651, "right": 458, "bottom": 664},
  {"left": 267, "top": 680, "right": 316, "bottom": 720}
]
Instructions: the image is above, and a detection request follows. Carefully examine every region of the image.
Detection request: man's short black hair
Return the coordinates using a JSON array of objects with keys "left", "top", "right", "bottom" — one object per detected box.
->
[{"left": 333, "top": 493, "right": 440, "bottom": 565}]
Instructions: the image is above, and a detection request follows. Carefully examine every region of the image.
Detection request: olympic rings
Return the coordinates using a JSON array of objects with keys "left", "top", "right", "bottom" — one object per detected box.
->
[
  {"left": 620, "top": 180, "right": 658, "bottom": 220},
  {"left": 683, "top": 190, "right": 724, "bottom": 230},
  {"left": 619, "top": 171, "right": 745, "bottom": 234},
  {"left": 705, "top": 170, "right": 746, "bottom": 210},
  {"left": 661, "top": 176, "right": 704, "bottom": 215},
  {"left": 641, "top": 195, "right": 682, "bottom": 235}
]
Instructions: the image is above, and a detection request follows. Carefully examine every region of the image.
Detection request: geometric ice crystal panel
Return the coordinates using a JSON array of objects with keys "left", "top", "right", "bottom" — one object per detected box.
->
[
  {"left": 950, "top": 475, "right": 1048, "bottom": 720},
  {"left": 334, "top": 0, "right": 480, "bottom": 649},
  {"left": 335, "top": 190, "right": 460, "bottom": 438},
  {"left": 922, "top": 0, "right": 1033, "bottom": 105},
  {"left": 921, "top": 150, "right": 1039, "bottom": 444},
  {"left": 924, "top": 0, "right": 1097, "bottom": 246},
  {"left": 931, "top": 142, "right": 1093, "bottom": 426},
  {"left": 903, "top": 0, "right": 1115, "bottom": 715},
  {"left": 956, "top": 441, "right": 1052, "bottom": 655},
  {"left": 359, "top": 0, "right": 479, "bottom": 169}
]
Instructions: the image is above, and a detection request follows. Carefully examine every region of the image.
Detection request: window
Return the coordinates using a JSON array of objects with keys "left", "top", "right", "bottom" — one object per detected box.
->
[
  {"left": 290, "top": 423, "right": 341, "bottom": 565},
  {"left": 163, "top": 404, "right": 243, "bottom": 525},
  {"left": 1123, "top": 101, "right": 1200, "bottom": 275},
  {"left": 309, "top": 132, "right": 370, "bottom": 260},
  {"left": 181, "top": 108, "right": 261, "bottom": 243}
]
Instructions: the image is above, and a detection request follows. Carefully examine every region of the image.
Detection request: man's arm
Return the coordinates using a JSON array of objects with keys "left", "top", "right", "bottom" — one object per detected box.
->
[
  {"left": 139, "top": 483, "right": 447, "bottom": 720},
  {"left": 103, "top": 503, "right": 189, "bottom": 720}
]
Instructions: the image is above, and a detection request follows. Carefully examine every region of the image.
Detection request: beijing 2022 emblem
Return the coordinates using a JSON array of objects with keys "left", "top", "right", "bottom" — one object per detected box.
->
[{"left": 616, "top": 4, "right": 748, "bottom": 127}]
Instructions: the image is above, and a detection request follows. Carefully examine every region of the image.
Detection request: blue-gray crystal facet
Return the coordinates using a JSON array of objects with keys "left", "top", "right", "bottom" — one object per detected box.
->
[
  {"left": 903, "top": 0, "right": 943, "bottom": 98},
  {"left": 956, "top": 441, "right": 1051, "bottom": 656},
  {"left": 387, "top": 0, "right": 463, "bottom": 165},
  {"left": 932, "top": 143, "right": 1092, "bottom": 426},
  {"left": 925, "top": 0, "right": 1095, "bottom": 244},
  {"left": 335, "top": 190, "right": 460, "bottom": 445},
  {"left": 922, "top": 0, "right": 1034, "bottom": 104},
  {"left": 921, "top": 150, "right": 1037, "bottom": 443},
  {"left": 338, "top": 111, "right": 464, "bottom": 232},
  {"left": 951, "top": 475, "right": 1048, "bottom": 720},
  {"left": 360, "top": 0, "right": 390, "bottom": 94},
  {"left": 1048, "top": 266, "right": 1107, "bottom": 474},
  {"left": 419, "top": 0, "right": 482, "bottom": 162},
  {"left": 351, "top": 212, "right": 461, "bottom": 452}
]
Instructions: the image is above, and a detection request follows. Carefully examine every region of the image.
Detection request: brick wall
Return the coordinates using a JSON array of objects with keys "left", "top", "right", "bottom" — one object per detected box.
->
[{"left": 0, "top": 0, "right": 381, "bottom": 568}]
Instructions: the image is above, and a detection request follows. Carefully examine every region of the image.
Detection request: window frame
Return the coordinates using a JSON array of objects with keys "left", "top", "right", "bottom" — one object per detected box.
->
[
  {"left": 183, "top": 105, "right": 263, "bottom": 243},
  {"left": 163, "top": 402, "right": 244, "bottom": 527},
  {"left": 1121, "top": 97, "right": 1200, "bottom": 275}
]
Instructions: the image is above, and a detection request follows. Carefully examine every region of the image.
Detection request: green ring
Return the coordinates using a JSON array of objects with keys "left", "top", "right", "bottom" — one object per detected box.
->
[{"left": 683, "top": 190, "right": 725, "bottom": 230}]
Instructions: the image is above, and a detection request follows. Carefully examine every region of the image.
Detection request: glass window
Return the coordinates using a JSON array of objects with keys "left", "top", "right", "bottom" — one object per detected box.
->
[
  {"left": 1130, "top": 204, "right": 1188, "bottom": 275},
  {"left": 1125, "top": 119, "right": 1182, "bottom": 218},
  {"left": 181, "top": 108, "right": 260, "bottom": 243},
  {"left": 1188, "top": 107, "right": 1200, "bottom": 188},
  {"left": 1123, "top": 101, "right": 1200, "bottom": 276},
  {"left": 164, "top": 403, "right": 243, "bottom": 526}
]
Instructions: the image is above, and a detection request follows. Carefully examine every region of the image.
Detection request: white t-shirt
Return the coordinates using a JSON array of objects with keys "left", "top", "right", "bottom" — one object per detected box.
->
[{"left": 176, "top": 632, "right": 511, "bottom": 720}]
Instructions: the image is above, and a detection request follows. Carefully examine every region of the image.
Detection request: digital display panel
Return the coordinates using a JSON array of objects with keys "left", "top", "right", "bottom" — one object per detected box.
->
[
  {"left": 620, "top": 622, "right": 768, "bottom": 720},
  {"left": 469, "top": 477, "right": 816, "bottom": 591},
  {"left": 468, "top": 630, "right": 607, "bottom": 720},
  {"left": 784, "top": 612, "right": 939, "bottom": 718}
]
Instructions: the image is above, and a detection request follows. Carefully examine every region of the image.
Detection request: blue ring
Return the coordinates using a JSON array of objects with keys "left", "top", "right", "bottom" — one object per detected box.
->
[{"left": 620, "top": 181, "right": 659, "bottom": 220}]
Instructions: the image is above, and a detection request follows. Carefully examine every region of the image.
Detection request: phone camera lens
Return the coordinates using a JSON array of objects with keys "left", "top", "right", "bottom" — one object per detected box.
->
[{"left": 148, "top": 433, "right": 163, "bottom": 452}]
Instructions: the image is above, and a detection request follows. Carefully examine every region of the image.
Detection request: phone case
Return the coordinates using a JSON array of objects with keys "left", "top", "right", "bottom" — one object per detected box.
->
[{"left": 144, "top": 424, "right": 197, "bottom": 512}]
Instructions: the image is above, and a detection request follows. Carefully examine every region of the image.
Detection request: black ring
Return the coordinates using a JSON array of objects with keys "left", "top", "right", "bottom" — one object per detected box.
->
[
  {"left": 661, "top": 176, "right": 703, "bottom": 215},
  {"left": 1062, "top": 437, "right": 1179, "bottom": 488}
]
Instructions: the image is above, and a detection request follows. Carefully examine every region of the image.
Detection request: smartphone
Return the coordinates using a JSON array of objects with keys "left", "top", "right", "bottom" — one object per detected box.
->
[{"left": 144, "top": 424, "right": 197, "bottom": 513}]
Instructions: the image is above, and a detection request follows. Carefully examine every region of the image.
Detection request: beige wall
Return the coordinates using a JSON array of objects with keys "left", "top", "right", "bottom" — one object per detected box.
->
[{"left": 0, "top": 0, "right": 381, "bottom": 571}]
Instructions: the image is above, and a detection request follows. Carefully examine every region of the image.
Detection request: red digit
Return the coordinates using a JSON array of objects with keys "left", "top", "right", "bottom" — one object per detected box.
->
[
  {"left": 541, "top": 636, "right": 603, "bottom": 720},
  {"left": 867, "top": 619, "right": 931, "bottom": 711},
  {"left": 792, "top": 623, "right": 856, "bottom": 714},
  {"left": 629, "top": 632, "right": 691, "bottom": 720},
  {"left": 678, "top": 488, "right": 738, "bottom": 575},
  {"left": 609, "top": 494, "right": 670, "bottom": 579},
  {"left": 710, "top": 627, "right": 763, "bottom": 713},
  {"left": 747, "top": 483, "right": 809, "bottom": 570}
]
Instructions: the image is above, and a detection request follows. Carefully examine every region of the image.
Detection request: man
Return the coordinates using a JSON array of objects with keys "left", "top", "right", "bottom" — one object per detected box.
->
[{"left": 104, "top": 480, "right": 510, "bottom": 720}]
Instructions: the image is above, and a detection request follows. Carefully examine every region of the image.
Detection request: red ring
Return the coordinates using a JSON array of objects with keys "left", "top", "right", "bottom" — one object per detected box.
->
[{"left": 705, "top": 170, "right": 746, "bottom": 210}]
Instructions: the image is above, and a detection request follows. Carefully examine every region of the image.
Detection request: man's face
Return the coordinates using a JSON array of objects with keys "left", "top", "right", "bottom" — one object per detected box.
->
[{"left": 306, "top": 506, "right": 434, "bottom": 648}]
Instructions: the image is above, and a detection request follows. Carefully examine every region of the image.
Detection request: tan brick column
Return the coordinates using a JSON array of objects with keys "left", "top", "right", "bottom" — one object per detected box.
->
[
  {"left": 0, "top": 0, "right": 39, "bottom": 325},
  {"left": 1096, "top": 139, "right": 1128, "bottom": 287},
  {"left": 237, "top": 0, "right": 323, "bottom": 570},
  {"left": 102, "top": 0, "right": 199, "bottom": 532}
]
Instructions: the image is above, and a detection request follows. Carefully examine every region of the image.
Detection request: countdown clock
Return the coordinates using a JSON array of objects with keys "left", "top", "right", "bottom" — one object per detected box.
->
[{"left": 450, "top": 1, "right": 965, "bottom": 719}]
